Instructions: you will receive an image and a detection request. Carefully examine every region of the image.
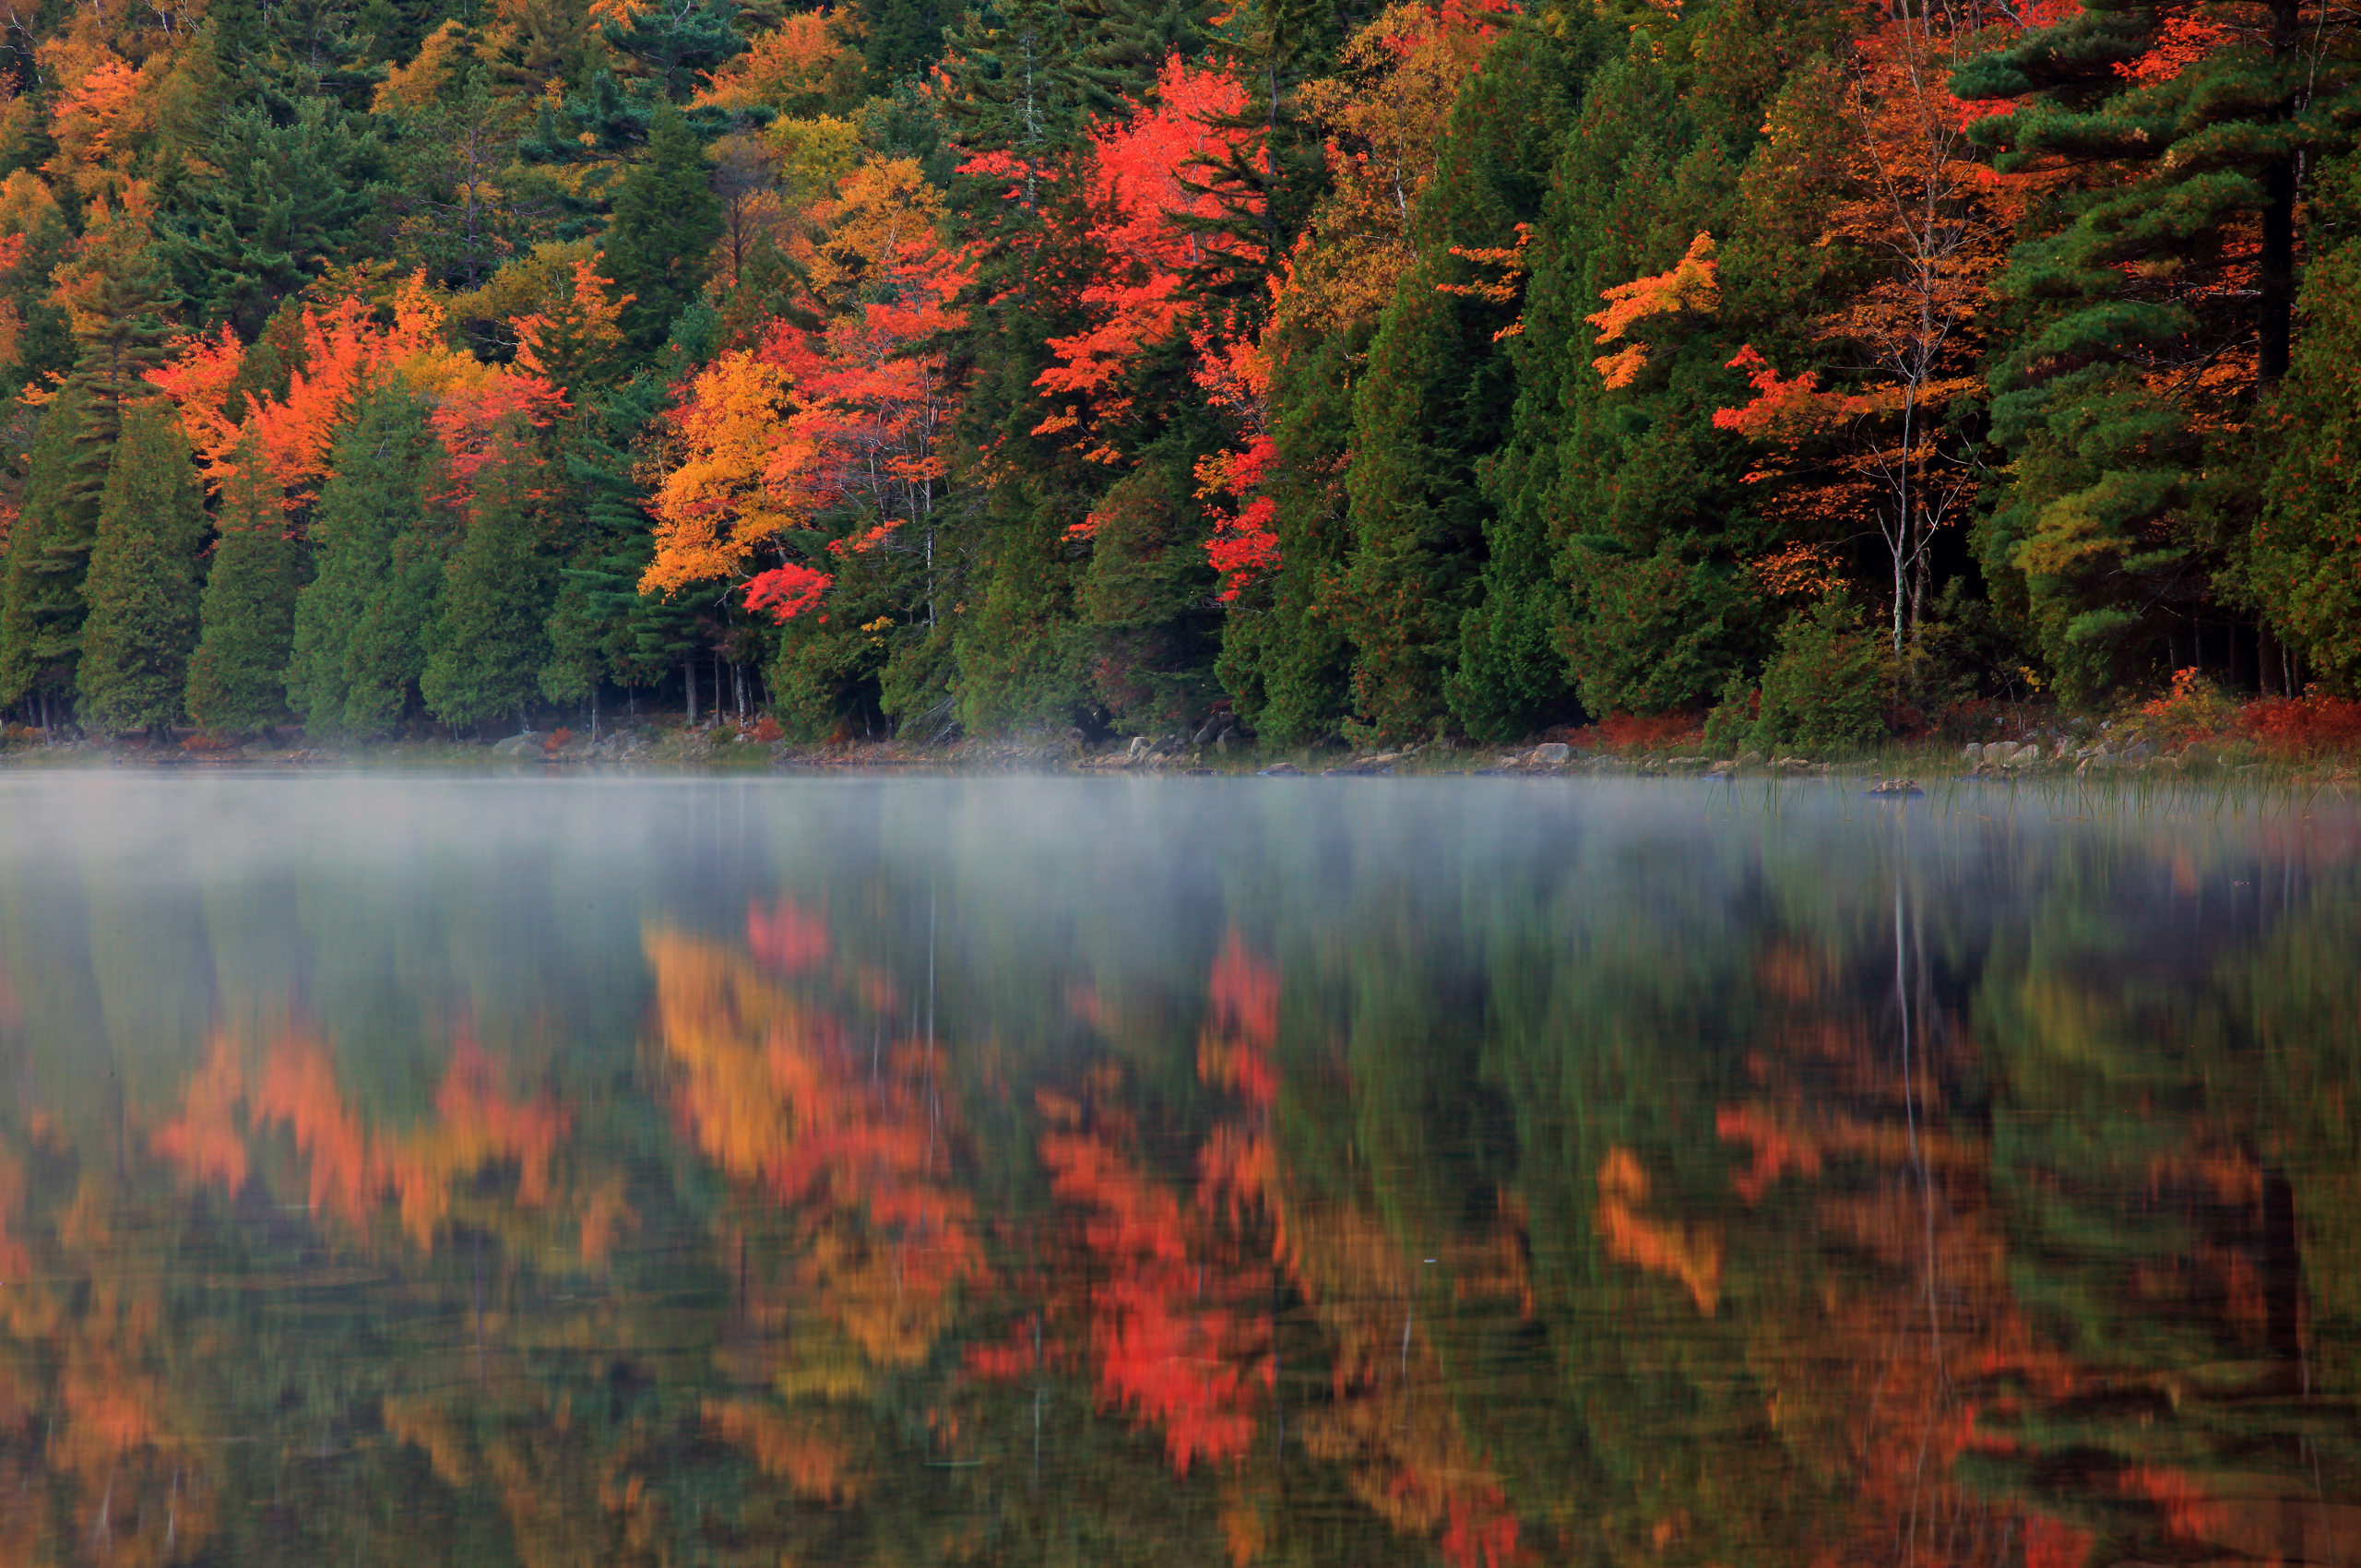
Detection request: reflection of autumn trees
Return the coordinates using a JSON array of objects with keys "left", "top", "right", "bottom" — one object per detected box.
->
[{"left": 0, "top": 1129, "right": 219, "bottom": 1568}]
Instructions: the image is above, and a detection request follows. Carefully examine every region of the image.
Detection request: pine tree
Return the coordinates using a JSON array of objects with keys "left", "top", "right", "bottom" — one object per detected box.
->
[
  {"left": 185, "top": 437, "right": 304, "bottom": 732},
  {"left": 1955, "top": 0, "right": 2361, "bottom": 701},
  {"left": 1489, "top": 45, "right": 1774, "bottom": 727},
  {"left": 163, "top": 100, "right": 387, "bottom": 337},
  {"left": 77, "top": 402, "right": 208, "bottom": 736},
  {"left": 603, "top": 104, "right": 725, "bottom": 350},
  {"left": 2248, "top": 160, "right": 2361, "bottom": 695},
  {"left": 421, "top": 434, "right": 556, "bottom": 731},
  {"left": 600, "top": 0, "right": 746, "bottom": 101},
  {"left": 287, "top": 385, "right": 440, "bottom": 735},
  {"left": 1077, "top": 444, "right": 1225, "bottom": 730}
]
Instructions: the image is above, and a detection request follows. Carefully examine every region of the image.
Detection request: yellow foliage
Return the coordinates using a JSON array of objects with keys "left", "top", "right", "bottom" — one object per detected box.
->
[{"left": 375, "top": 19, "right": 474, "bottom": 113}]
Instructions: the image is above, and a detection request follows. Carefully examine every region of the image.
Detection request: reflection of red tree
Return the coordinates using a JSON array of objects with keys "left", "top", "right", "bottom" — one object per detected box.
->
[
  {"left": 1037, "top": 1087, "right": 1271, "bottom": 1472},
  {"left": 748, "top": 897, "right": 831, "bottom": 974},
  {"left": 995, "top": 932, "right": 1529, "bottom": 1568}
]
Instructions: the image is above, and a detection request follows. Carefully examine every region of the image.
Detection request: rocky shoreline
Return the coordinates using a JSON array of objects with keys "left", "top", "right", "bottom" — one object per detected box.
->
[{"left": 6, "top": 724, "right": 2356, "bottom": 790}]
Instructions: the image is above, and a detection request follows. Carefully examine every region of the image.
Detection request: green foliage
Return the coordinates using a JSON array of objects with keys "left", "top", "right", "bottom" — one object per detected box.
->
[
  {"left": 603, "top": 103, "right": 725, "bottom": 350},
  {"left": 0, "top": 394, "right": 87, "bottom": 710},
  {"left": 185, "top": 445, "right": 304, "bottom": 732},
  {"left": 1957, "top": 0, "right": 2360, "bottom": 703},
  {"left": 162, "top": 100, "right": 386, "bottom": 337},
  {"left": 1748, "top": 594, "right": 1888, "bottom": 752},
  {"left": 287, "top": 385, "right": 442, "bottom": 736},
  {"left": 1331, "top": 19, "right": 1599, "bottom": 742},
  {"left": 1076, "top": 448, "right": 1223, "bottom": 731},
  {"left": 76, "top": 401, "right": 208, "bottom": 733},
  {"left": 421, "top": 445, "right": 558, "bottom": 730},
  {"left": 2248, "top": 169, "right": 2361, "bottom": 695}
]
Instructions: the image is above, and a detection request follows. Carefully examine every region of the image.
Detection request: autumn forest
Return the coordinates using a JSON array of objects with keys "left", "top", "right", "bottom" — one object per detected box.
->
[{"left": 0, "top": 0, "right": 2356, "bottom": 744}]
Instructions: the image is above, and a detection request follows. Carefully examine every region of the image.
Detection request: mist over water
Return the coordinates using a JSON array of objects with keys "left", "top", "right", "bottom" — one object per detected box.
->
[{"left": 2, "top": 771, "right": 2359, "bottom": 1566}]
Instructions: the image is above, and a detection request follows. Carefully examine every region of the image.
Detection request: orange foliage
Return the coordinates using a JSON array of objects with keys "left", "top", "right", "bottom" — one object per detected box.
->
[
  {"left": 1031, "top": 54, "right": 1264, "bottom": 445},
  {"left": 647, "top": 929, "right": 983, "bottom": 1366},
  {"left": 1596, "top": 1148, "right": 1722, "bottom": 1313},
  {"left": 643, "top": 195, "right": 967, "bottom": 613},
  {"left": 1586, "top": 232, "right": 1718, "bottom": 387},
  {"left": 511, "top": 259, "right": 630, "bottom": 396},
  {"left": 694, "top": 12, "right": 856, "bottom": 112},
  {"left": 0, "top": 1145, "right": 25, "bottom": 1281},
  {"left": 1037, "top": 1090, "right": 1270, "bottom": 1472},
  {"left": 252, "top": 1025, "right": 571, "bottom": 1248},
  {"left": 149, "top": 1032, "right": 249, "bottom": 1189},
  {"left": 702, "top": 1398, "right": 860, "bottom": 1500},
  {"left": 148, "top": 277, "right": 452, "bottom": 502}
]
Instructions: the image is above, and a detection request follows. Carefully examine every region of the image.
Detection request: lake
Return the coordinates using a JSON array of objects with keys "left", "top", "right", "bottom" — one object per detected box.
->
[{"left": 2, "top": 770, "right": 2358, "bottom": 1567}]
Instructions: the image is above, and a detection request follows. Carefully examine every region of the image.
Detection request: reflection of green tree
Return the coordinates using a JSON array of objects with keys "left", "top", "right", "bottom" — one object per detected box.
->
[{"left": 1964, "top": 856, "right": 2361, "bottom": 1557}]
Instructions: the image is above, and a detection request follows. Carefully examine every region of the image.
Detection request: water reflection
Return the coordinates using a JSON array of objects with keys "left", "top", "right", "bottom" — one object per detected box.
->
[{"left": 1, "top": 774, "right": 2358, "bottom": 1566}]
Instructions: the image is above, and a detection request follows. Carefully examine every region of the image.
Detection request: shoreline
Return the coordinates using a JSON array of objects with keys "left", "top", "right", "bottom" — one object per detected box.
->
[{"left": 6, "top": 726, "right": 2356, "bottom": 794}]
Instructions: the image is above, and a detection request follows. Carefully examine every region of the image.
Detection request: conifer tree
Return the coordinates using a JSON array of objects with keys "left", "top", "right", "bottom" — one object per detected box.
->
[
  {"left": 77, "top": 402, "right": 208, "bottom": 737},
  {"left": 421, "top": 434, "right": 556, "bottom": 731},
  {"left": 2, "top": 218, "right": 178, "bottom": 724},
  {"left": 288, "top": 385, "right": 439, "bottom": 735},
  {"left": 1331, "top": 22, "right": 1593, "bottom": 740},
  {"left": 164, "top": 101, "right": 387, "bottom": 336},
  {"left": 185, "top": 437, "right": 303, "bottom": 732},
  {"left": 603, "top": 104, "right": 724, "bottom": 350},
  {"left": 1956, "top": 0, "right": 2361, "bottom": 700},
  {"left": 0, "top": 393, "right": 82, "bottom": 720}
]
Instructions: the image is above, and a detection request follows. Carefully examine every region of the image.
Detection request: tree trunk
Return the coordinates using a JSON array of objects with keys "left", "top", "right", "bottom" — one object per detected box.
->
[{"left": 685, "top": 658, "right": 697, "bottom": 726}]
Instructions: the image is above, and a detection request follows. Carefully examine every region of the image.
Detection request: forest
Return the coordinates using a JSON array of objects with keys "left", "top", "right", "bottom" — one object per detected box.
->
[{"left": 0, "top": 0, "right": 2357, "bottom": 747}]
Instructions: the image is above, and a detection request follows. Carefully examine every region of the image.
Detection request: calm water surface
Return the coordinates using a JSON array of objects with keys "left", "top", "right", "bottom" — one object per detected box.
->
[{"left": 3, "top": 771, "right": 2360, "bottom": 1567}]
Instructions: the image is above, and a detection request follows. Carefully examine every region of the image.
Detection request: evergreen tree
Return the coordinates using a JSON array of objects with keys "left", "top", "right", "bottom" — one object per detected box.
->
[
  {"left": 602, "top": 104, "right": 724, "bottom": 350},
  {"left": 541, "top": 375, "right": 686, "bottom": 717},
  {"left": 1488, "top": 45, "right": 1773, "bottom": 728},
  {"left": 185, "top": 438, "right": 304, "bottom": 732},
  {"left": 163, "top": 100, "right": 387, "bottom": 337},
  {"left": 76, "top": 402, "right": 208, "bottom": 736},
  {"left": 2, "top": 218, "right": 178, "bottom": 723},
  {"left": 600, "top": 0, "right": 746, "bottom": 101},
  {"left": 0, "top": 393, "right": 82, "bottom": 719},
  {"left": 1076, "top": 445, "right": 1225, "bottom": 731},
  {"left": 421, "top": 435, "right": 556, "bottom": 730},
  {"left": 1330, "top": 22, "right": 1595, "bottom": 741},
  {"left": 1955, "top": 0, "right": 2361, "bottom": 701},
  {"left": 287, "top": 385, "right": 440, "bottom": 735}
]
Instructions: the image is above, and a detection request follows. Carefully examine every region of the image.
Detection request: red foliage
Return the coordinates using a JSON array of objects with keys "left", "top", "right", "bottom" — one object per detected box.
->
[
  {"left": 1594, "top": 712, "right": 1703, "bottom": 752},
  {"left": 744, "top": 564, "right": 836, "bottom": 623},
  {"left": 747, "top": 897, "right": 831, "bottom": 973},
  {"left": 2021, "top": 1515, "right": 2094, "bottom": 1568},
  {"left": 2236, "top": 692, "right": 2361, "bottom": 757}
]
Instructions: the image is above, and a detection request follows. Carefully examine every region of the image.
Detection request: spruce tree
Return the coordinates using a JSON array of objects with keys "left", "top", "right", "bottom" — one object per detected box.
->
[
  {"left": 77, "top": 402, "right": 208, "bottom": 736},
  {"left": 603, "top": 104, "right": 724, "bottom": 350},
  {"left": 421, "top": 437, "right": 555, "bottom": 731},
  {"left": 287, "top": 385, "right": 439, "bottom": 735},
  {"left": 185, "top": 438, "right": 303, "bottom": 732}
]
